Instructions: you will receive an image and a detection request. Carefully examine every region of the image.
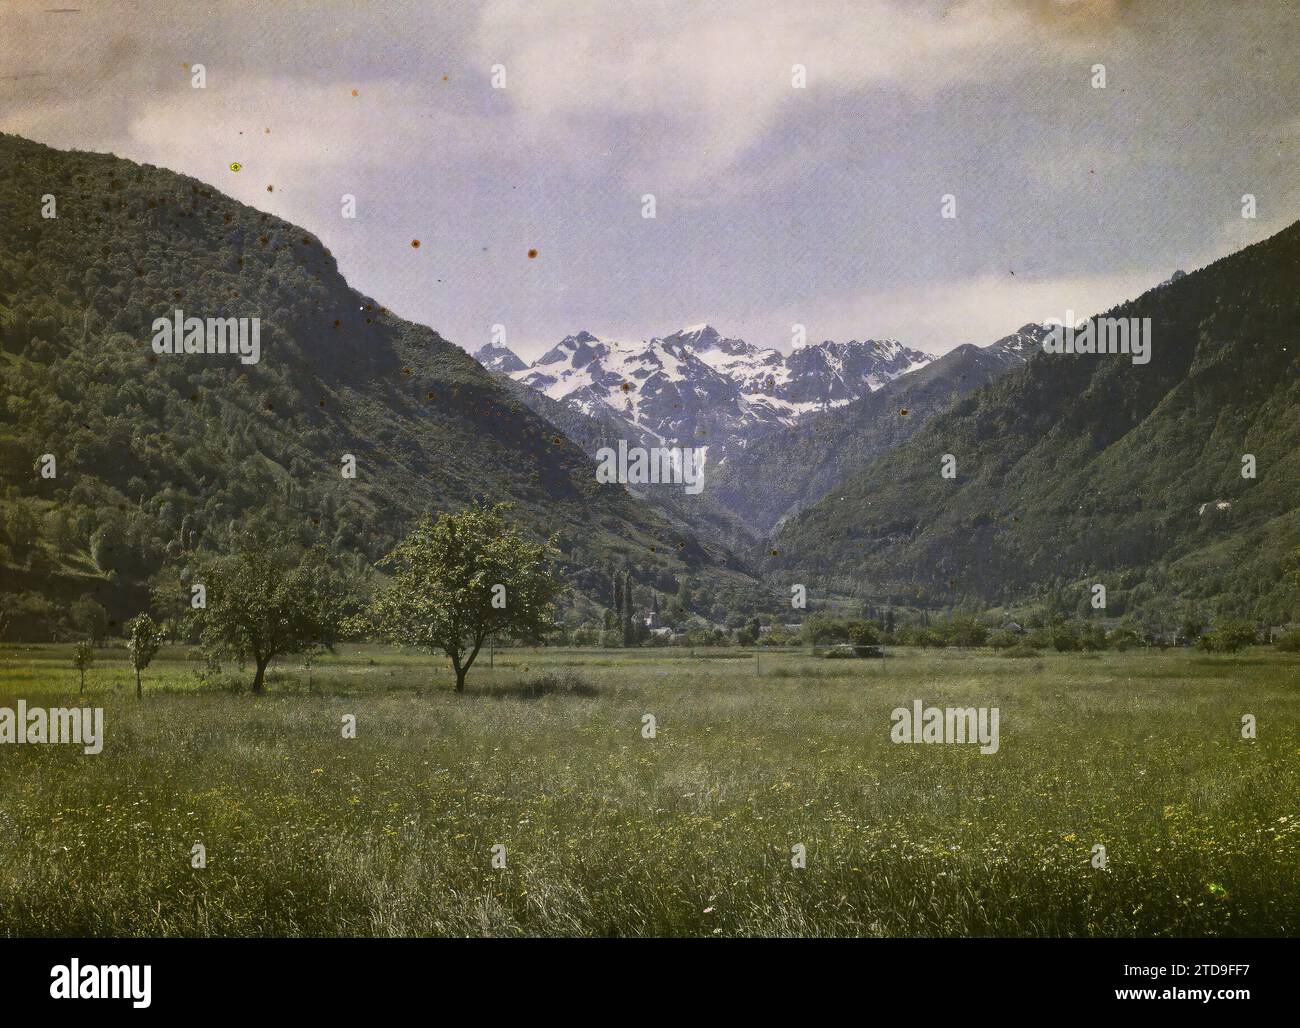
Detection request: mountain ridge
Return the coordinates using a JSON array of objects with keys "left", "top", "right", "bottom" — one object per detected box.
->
[
  {"left": 767, "top": 222, "right": 1300, "bottom": 622},
  {"left": 474, "top": 323, "right": 935, "bottom": 465},
  {"left": 0, "top": 133, "right": 768, "bottom": 635},
  {"left": 710, "top": 324, "right": 1051, "bottom": 535}
]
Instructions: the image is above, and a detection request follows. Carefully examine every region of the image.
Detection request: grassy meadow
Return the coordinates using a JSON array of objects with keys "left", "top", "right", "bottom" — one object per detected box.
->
[{"left": 0, "top": 642, "right": 1296, "bottom": 937}]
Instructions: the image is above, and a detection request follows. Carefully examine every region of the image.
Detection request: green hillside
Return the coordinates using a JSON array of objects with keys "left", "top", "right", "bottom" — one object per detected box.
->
[
  {"left": 768, "top": 222, "right": 1300, "bottom": 625},
  {"left": 712, "top": 334, "right": 1041, "bottom": 536},
  {"left": 0, "top": 134, "right": 764, "bottom": 638}
]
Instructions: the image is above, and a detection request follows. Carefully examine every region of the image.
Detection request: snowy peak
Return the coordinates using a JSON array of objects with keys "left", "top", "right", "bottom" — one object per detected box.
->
[
  {"left": 982, "top": 323, "right": 1052, "bottom": 365},
  {"left": 666, "top": 323, "right": 722, "bottom": 347},
  {"left": 483, "top": 324, "right": 938, "bottom": 464},
  {"left": 472, "top": 340, "right": 527, "bottom": 374},
  {"left": 537, "top": 331, "right": 604, "bottom": 368},
  {"left": 785, "top": 338, "right": 933, "bottom": 401}
]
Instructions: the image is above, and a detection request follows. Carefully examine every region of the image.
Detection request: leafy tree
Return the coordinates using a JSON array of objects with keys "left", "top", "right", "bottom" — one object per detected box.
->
[
  {"left": 73, "top": 640, "right": 94, "bottom": 694},
  {"left": 1108, "top": 624, "right": 1141, "bottom": 651},
  {"left": 125, "top": 613, "right": 162, "bottom": 698},
  {"left": 69, "top": 596, "right": 110, "bottom": 646},
  {"left": 194, "top": 533, "right": 345, "bottom": 694},
  {"left": 1275, "top": 628, "right": 1300, "bottom": 652},
  {"left": 846, "top": 620, "right": 880, "bottom": 647},
  {"left": 1079, "top": 622, "right": 1108, "bottom": 651},
  {"left": 1, "top": 500, "right": 40, "bottom": 560},
  {"left": 370, "top": 503, "right": 562, "bottom": 692},
  {"left": 1051, "top": 621, "right": 1081, "bottom": 652},
  {"left": 803, "top": 612, "right": 849, "bottom": 645},
  {"left": 946, "top": 615, "right": 986, "bottom": 648},
  {"left": 989, "top": 628, "right": 1018, "bottom": 650},
  {"left": 1287, "top": 546, "right": 1300, "bottom": 616},
  {"left": 1197, "top": 619, "right": 1257, "bottom": 654}
]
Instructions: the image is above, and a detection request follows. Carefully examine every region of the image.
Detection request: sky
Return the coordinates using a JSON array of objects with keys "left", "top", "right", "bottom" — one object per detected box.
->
[{"left": 3, "top": 0, "right": 1298, "bottom": 360}]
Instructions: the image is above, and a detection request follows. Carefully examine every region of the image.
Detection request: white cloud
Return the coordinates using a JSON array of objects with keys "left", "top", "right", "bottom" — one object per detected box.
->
[
  {"left": 471, "top": 0, "right": 1094, "bottom": 192},
  {"left": 123, "top": 77, "right": 490, "bottom": 179},
  {"left": 735, "top": 268, "right": 1169, "bottom": 355}
]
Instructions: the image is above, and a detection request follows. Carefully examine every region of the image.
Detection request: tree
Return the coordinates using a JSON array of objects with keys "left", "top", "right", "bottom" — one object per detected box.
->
[
  {"left": 846, "top": 620, "right": 881, "bottom": 647},
  {"left": 1051, "top": 621, "right": 1081, "bottom": 652},
  {"left": 621, "top": 569, "right": 635, "bottom": 646},
  {"left": 125, "top": 613, "right": 161, "bottom": 698},
  {"left": 1197, "top": 619, "right": 1257, "bottom": 654},
  {"left": 803, "top": 612, "right": 849, "bottom": 645},
  {"left": 1, "top": 500, "right": 40, "bottom": 561},
  {"left": 370, "top": 503, "right": 563, "bottom": 692},
  {"left": 947, "top": 615, "right": 987, "bottom": 648},
  {"left": 69, "top": 596, "right": 110, "bottom": 646},
  {"left": 73, "top": 640, "right": 94, "bottom": 693},
  {"left": 195, "top": 533, "right": 345, "bottom": 694},
  {"left": 1287, "top": 546, "right": 1300, "bottom": 617}
]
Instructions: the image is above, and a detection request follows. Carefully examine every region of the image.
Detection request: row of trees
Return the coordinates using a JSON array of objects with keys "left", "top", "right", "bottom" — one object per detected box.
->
[
  {"left": 43, "top": 517, "right": 1300, "bottom": 693},
  {"left": 92, "top": 503, "right": 562, "bottom": 695},
  {"left": 559, "top": 610, "right": 1297, "bottom": 653}
]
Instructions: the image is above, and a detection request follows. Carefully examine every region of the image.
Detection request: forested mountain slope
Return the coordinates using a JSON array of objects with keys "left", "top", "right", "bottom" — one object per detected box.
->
[
  {"left": 712, "top": 326, "right": 1047, "bottom": 535},
  {"left": 769, "top": 222, "right": 1300, "bottom": 624},
  {"left": 0, "top": 134, "right": 762, "bottom": 636}
]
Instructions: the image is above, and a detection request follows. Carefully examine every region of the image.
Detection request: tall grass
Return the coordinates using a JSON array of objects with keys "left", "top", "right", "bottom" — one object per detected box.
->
[{"left": 0, "top": 644, "right": 1295, "bottom": 937}]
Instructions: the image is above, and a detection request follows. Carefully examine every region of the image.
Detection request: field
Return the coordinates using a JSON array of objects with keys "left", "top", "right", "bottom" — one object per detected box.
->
[{"left": 0, "top": 642, "right": 1296, "bottom": 937}]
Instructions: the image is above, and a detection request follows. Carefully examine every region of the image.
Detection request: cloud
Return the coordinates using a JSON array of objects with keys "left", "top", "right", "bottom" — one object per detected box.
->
[
  {"left": 471, "top": 0, "right": 1109, "bottom": 192},
  {"left": 123, "top": 77, "right": 491, "bottom": 179},
  {"left": 0, "top": 0, "right": 1294, "bottom": 362},
  {"left": 731, "top": 267, "right": 1171, "bottom": 356}
]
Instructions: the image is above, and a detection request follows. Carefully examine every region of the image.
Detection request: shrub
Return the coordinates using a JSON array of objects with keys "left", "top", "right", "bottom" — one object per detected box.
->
[
  {"left": 989, "top": 629, "right": 1018, "bottom": 650},
  {"left": 846, "top": 621, "right": 880, "bottom": 647},
  {"left": 510, "top": 670, "right": 598, "bottom": 699},
  {"left": 1108, "top": 626, "right": 1141, "bottom": 651},
  {"left": 948, "top": 616, "right": 988, "bottom": 648},
  {"left": 803, "top": 613, "right": 849, "bottom": 645},
  {"left": 1274, "top": 628, "right": 1300, "bottom": 652},
  {"left": 1079, "top": 622, "right": 1108, "bottom": 651},
  {"left": 1051, "top": 623, "right": 1081, "bottom": 652},
  {"left": 1220, "top": 620, "right": 1259, "bottom": 649},
  {"left": 1197, "top": 633, "right": 1236, "bottom": 653},
  {"left": 1025, "top": 627, "right": 1053, "bottom": 649},
  {"left": 1197, "top": 620, "right": 1258, "bottom": 653}
]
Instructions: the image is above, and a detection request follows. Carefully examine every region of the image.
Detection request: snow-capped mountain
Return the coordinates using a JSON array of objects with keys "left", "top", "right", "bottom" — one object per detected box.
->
[
  {"left": 480, "top": 324, "right": 936, "bottom": 463},
  {"left": 472, "top": 340, "right": 528, "bottom": 373},
  {"left": 979, "top": 322, "right": 1051, "bottom": 367}
]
